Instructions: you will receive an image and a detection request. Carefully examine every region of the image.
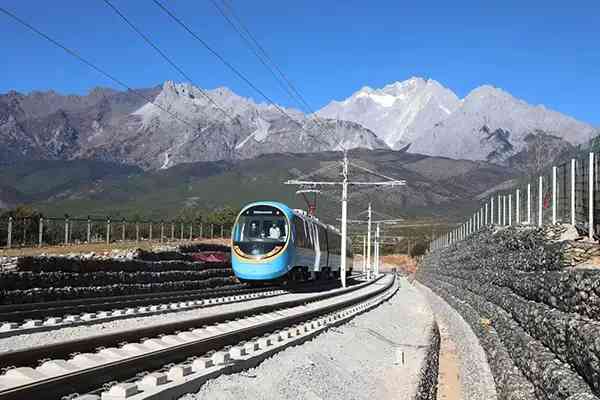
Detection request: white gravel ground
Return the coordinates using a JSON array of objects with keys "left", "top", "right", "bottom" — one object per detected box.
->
[
  {"left": 0, "top": 286, "right": 351, "bottom": 354},
  {"left": 416, "top": 282, "right": 498, "bottom": 400},
  {"left": 180, "top": 277, "right": 435, "bottom": 400}
]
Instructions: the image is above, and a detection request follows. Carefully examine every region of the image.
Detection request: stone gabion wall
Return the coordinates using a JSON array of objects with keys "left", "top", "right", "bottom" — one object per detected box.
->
[
  {"left": 415, "top": 321, "right": 441, "bottom": 400},
  {"left": 418, "top": 226, "right": 600, "bottom": 400},
  {"left": 0, "top": 247, "right": 235, "bottom": 305}
]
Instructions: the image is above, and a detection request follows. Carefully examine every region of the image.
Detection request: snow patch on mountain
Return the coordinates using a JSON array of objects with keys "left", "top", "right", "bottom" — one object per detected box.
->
[
  {"left": 317, "top": 77, "right": 461, "bottom": 149},
  {"left": 318, "top": 77, "right": 597, "bottom": 163}
]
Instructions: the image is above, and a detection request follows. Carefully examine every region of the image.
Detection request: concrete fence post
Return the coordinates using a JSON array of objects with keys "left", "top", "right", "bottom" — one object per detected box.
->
[
  {"left": 538, "top": 176, "right": 543, "bottom": 227},
  {"left": 571, "top": 158, "right": 576, "bottom": 226},
  {"left": 485, "top": 202, "right": 488, "bottom": 225},
  {"left": 135, "top": 222, "right": 140, "bottom": 243},
  {"left": 589, "top": 152, "right": 594, "bottom": 240},
  {"left": 490, "top": 197, "right": 494, "bottom": 225},
  {"left": 498, "top": 195, "right": 501, "bottom": 225},
  {"left": 171, "top": 223, "right": 175, "bottom": 242},
  {"left": 211, "top": 224, "right": 214, "bottom": 239},
  {"left": 552, "top": 166, "right": 557, "bottom": 224},
  {"left": 527, "top": 183, "right": 532, "bottom": 224},
  {"left": 6, "top": 217, "right": 12, "bottom": 249},
  {"left": 149, "top": 223, "right": 153, "bottom": 241},
  {"left": 508, "top": 194, "right": 512, "bottom": 225},
  {"left": 87, "top": 217, "right": 91, "bottom": 243},
  {"left": 516, "top": 189, "right": 520, "bottom": 224},
  {"left": 180, "top": 223, "right": 184, "bottom": 241},
  {"left": 38, "top": 217, "right": 43, "bottom": 248},
  {"left": 189, "top": 224, "right": 193, "bottom": 241},
  {"left": 503, "top": 196, "right": 507, "bottom": 226},
  {"left": 160, "top": 222, "right": 165, "bottom": 243},
  {"left": 121, "top": 220, "right": 126, "bottom": 242},
  {"left": 106, "top": 218, "right": 111, "bottom": 245},
  {"left": 64, "top": 217, "right": 69, "bottom": 245},
  {"left": 200, "top": 223, "right": 204, "bottom": 238}
]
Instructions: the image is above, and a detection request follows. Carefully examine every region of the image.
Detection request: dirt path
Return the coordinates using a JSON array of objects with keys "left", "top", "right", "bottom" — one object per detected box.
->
[{"left": 437, "top": 322, "right": 462, "bottom": 400}]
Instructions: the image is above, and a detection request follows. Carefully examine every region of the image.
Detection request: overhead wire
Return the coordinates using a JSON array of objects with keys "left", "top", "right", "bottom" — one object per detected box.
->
[
  {"left": 0, "top": 6, "right": 202, "bottom": 131},
  {"left": 151, "top": 0, "right": 301, "bottom": 125},
  {"left": 102, "top": 0, "right": 238, "bottom": 124},
  {"left": 210, "top": 0, "right": 342, "bottom": 141}
]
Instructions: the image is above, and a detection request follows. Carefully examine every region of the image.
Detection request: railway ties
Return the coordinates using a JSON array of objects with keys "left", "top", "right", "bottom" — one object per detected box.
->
[
  {"left": 0, "top": 275, "right": 395, "bottom": 400},
  {"left": 0, "top": 276, "right": 363, "bottom": 339},
  {"left": 0, "top": 286, "right": 286, "bottom": 339}
]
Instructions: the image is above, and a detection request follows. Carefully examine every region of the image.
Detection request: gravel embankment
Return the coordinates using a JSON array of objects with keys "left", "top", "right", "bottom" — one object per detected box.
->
[
  {"left": 416, "top": 282, "right": 497, "bottom": 400},
  {"left": 181, "top": 277, "right": 436, "bottom": 400}
]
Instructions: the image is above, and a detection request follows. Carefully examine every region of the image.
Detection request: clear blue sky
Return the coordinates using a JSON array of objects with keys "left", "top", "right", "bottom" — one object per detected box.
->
[{"left": 1, "top": 0, "right": 599, "bottom": 125}]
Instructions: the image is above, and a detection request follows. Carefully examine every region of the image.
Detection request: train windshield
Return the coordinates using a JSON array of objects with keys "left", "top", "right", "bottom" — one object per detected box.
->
[{"left": 233, "top": 205, "right": 288, "bottom": 257}]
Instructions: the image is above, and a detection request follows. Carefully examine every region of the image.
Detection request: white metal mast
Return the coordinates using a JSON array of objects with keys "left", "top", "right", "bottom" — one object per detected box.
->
[
  {"left": 366, "top": 202, "right": 372, "bottom": 280},
  {"left": 284, "top": 150, "right": 405, "bottom": 288}
]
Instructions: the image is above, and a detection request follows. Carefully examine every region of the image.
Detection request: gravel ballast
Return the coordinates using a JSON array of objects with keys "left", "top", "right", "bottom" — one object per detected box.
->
[{"left": 180, "top": 277, "right": 436, "bottom": 400}]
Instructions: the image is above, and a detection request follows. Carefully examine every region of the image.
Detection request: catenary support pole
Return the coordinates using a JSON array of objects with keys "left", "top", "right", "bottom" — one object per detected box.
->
[
  {"left": 375, "top": 223, "right": 380, "bottom": 276},
  {"left": 362, "top": 236, "right": 366, "bottom": 274},
  {"left": 366, "top": 202, "right": 372, "bottom": 280},
  {"left": 340, "top": 151, "right": 349, "bottom": 288}
]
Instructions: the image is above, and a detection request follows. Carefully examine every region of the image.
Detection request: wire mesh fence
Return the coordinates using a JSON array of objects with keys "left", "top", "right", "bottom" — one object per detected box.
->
[
  {"left": 1, "top": 215, "right": 233, "bottom": 250},
  {"left": 431, "top": 152, "right": 600, "bottom": 251}
]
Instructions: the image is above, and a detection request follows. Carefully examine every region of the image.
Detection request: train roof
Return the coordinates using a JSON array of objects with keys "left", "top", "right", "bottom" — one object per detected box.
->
[{"left": 236, "top": 201, "right": 343, "bottom": 237}]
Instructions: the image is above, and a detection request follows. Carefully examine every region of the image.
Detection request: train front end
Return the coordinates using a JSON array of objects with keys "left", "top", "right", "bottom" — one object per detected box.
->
[{"left": 231, "top": 202, "right": 294, "bottom": 282}]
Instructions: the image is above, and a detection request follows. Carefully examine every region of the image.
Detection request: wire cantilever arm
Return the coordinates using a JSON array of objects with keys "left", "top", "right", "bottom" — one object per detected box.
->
[{"left": 349, "top": 162, "right": 407, "bottom": 183}]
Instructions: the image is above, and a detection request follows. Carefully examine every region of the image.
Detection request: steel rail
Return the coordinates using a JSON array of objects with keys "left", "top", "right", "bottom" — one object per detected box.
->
[
  {"left": 0, "top": 276, "right": 371, "bottom": 368},
  {"left": 0, "top": 275, "right": 393, "bottom": 400},
  {"left": 0, "top": 283, "right": 274, "bottom": 323}
]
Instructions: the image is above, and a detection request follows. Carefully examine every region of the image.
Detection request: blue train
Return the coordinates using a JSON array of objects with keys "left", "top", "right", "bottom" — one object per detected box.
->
[{"left": 231, "top": 201, "right": 353, "bottom": 282}]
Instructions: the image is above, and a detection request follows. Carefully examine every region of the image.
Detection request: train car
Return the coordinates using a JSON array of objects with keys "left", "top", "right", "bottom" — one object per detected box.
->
[{"left": 231, "top": 201, "right": 353, "bottom": 282}]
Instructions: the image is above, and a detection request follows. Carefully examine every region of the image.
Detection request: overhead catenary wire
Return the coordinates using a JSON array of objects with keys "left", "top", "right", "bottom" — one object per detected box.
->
[
  {"left": 210, "top": 0, "right": 336, "bottom": 137},
  {"left": 151, "top": 0, "right": 302, "bottom": 126},
  {"left": 102, "top": 0, "right": 238, "bottom": 124},
  {"left": 0, "top": 6, "right": 203, "bottom": 131}
]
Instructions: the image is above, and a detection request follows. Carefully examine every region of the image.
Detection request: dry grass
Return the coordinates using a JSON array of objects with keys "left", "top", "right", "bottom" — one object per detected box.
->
[{"left": 0, "top": 238, "right": 232, "bottom": 257}]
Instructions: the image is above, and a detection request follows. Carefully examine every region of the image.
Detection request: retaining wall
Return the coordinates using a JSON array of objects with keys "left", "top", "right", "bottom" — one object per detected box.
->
[{"left": 418, "top": 226, "right": 600, "bottom": 400}]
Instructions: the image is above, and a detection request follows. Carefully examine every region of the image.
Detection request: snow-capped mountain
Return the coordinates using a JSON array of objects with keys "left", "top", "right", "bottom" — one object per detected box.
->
[
  {"left": 318, "top": 78, "right": 597, "bottom": 162},
  {"left": 0, "top": 81, "right": 387, "bottom": 170},
  {"left": 318, "top": 77, "right": 461, "bottom": 149},
  {"left": 409, "top": 85, "right": 596, "bottom": 162},
  {"left": 1, "top": 78, "right": 597, "bottom": 170}
]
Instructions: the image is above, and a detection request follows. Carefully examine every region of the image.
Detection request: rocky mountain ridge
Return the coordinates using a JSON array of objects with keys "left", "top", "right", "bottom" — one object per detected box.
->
[
  {"left": 318, "top": 77, "right": 597, "bottom": 163},
  {"left": 1, "top": 78, "right": 597, "bottom": 170}
]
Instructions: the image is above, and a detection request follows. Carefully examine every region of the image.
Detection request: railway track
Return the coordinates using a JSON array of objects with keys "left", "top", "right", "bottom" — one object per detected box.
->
[
  {"left": 0, "top": 285, "right": 286, "bottom": 338},
  {"left": 0, "top": 278, "right": 357, "bottom": 338},
  {"left": 0, "top": 275, "right": 395, "bottom": 400}
]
